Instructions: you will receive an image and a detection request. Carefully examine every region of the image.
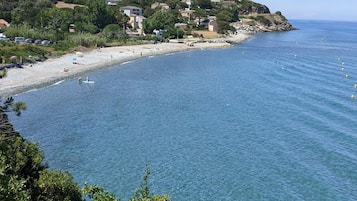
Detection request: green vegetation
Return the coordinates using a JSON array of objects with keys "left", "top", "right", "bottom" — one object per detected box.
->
[
  {"left": 0, "top": 69, "right": 7, "bottom": 78},
  {"left": 0, "top": 41, "right": 49, "bottom": 63},
  {"left": 0, "top": 98, "right": 170, "bottom": 201},
  {"left": 0, "top": 0, "right": 283, "bottom": 67},
  {"left": 250, "top": 16, "right": 271, "bottom": 26}
]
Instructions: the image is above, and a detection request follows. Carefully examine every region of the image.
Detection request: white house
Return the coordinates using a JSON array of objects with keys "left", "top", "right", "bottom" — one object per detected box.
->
[
  {"left": 121, "top": 6, "right": 142, "bottom": 17},
  {"left": 128, "top": 15, "right": 146, "bottom": 35}
]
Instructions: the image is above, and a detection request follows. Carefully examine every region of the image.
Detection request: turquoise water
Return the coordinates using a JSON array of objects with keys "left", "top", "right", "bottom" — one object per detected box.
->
[{"left": 10, "top": 20, "right": 357, "bottom": 200}]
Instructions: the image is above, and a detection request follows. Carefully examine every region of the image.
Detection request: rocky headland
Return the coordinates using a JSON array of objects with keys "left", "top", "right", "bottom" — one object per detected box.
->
[
  {"left": 231, "top": 2, "right": 296, "bottom": 34},
  {"left": 232, "top": 13, "right": 296, "bottom": 34}
]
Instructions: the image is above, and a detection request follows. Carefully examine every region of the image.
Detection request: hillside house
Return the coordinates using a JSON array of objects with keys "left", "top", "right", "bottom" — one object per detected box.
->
[
  {"left": 0, "top": 19, "right": 9, "bottom": 28},
  {"left": 121, "top": 6, "right": 142, "bottom": 17},
  {"left": 128, "top": 15, "right": 146, "bottom": 35},
  {"left": 208, "top": 17, "right": 217, "bottom": 32},
  {"left": 151, "top": 2, "right": 170, "bottom": 11},
  {"left": 180, "top": 10, "right": 195, "bottom": 21}
]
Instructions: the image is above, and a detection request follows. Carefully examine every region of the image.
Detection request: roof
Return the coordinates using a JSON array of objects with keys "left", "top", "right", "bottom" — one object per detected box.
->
[
  {"left": 120, "top": 6, "right": 142, "bottom": 10},
  {"left": 0, "top": 19, "right": 9, "bottom": 27}
]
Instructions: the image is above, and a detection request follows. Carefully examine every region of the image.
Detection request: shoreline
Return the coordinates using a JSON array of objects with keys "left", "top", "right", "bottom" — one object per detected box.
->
[{"left": 0, "top": 34, "right": 250, "bottom": 98}]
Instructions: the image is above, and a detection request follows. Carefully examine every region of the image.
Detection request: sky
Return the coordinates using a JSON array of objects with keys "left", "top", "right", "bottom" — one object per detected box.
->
[{"left": 257, "top": 0, "right": 357, "bottom": 21}]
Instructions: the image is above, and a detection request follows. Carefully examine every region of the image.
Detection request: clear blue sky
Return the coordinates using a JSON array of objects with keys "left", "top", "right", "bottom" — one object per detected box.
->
[{"left": 257, "top": 0, "right": 357, "bottom": 21}]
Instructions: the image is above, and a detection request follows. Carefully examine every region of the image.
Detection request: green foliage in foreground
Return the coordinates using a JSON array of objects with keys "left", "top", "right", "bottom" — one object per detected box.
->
[{"left": 0, "top": 98, "right": 170, "bottom": 201}]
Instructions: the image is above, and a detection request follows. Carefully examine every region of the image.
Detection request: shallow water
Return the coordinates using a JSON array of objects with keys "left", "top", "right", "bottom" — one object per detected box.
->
[{"left": 11, "top": 20, "right": 357, "bottom": 201}]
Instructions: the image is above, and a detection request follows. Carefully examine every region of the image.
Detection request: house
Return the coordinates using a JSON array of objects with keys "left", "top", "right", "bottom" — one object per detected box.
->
[
  {"left": 0, "top": 19, "right": 9, "bottom": 28},
  {"left": 121, "top": 6, "right": 142, "bottom": 17},
  {"left": 180, "top": 10, "right": 195, "bottom": 20},
  {"left": 128, "top": 14, "right": 146, "bottom": 35},
  {"left": 208, "top": 17, "right": 217, "bottom": 32},
  {"left": 151, "top": 2, "right": 170, "bottom": 11}
]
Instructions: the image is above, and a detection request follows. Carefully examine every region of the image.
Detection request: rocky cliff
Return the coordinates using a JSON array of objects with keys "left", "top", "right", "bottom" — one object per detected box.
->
[
  {"left": 230, "top": 0, "right": 296, "bottom": 34},
  {"left": 232, "top": 13, "right": 296, "bottom": 34}
]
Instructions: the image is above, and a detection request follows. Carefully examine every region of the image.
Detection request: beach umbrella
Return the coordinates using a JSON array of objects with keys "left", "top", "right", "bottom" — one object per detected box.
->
[
  {"left": 76, "top": 51, "right": 83, "bottom": 57},
  {"left": 10, "top": 55, "right": 17, "bottom": 60}
]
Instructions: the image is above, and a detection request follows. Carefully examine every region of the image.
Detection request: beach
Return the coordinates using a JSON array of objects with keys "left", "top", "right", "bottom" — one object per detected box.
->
[{"left": 0, "top": 34, "right": 250, "bottom": 97}]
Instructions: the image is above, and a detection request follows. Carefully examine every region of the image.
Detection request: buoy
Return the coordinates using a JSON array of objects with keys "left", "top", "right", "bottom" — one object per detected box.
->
[
  {"left": 338, "top": 57, "right": 341, "bottom": 61},
  {"left": 345, "top": 74, "right": 349, "bottom": 79},
  {"left": 351, "top": 94, "right": 355, "bottom": 99},
  {"left": 342, "top": 62, "right": 345, "bottom": 65},
  {"left": 354, "top": 84, "right": 357, "bottom": 88},
  {"left": 341, "top": 67, "right": 344, "bottom": 71}
]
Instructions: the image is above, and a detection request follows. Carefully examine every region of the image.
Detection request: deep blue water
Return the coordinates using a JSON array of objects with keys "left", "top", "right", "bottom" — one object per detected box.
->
[{"left": 10, "top": 20, "right": 357, "bottom": 200}]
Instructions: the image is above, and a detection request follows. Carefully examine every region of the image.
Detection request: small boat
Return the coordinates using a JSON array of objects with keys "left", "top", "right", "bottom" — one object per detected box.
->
[{"left": 82, "top": 76, "right": 95, "bottom": 84}]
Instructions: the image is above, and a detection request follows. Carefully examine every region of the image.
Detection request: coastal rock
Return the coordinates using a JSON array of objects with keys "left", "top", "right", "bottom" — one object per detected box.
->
[
  {"left": 239, "top": 5, "right": 270, "bottom": 15},
  {"left": 231, "top": 14, "right": 296, "bottom": 34}
]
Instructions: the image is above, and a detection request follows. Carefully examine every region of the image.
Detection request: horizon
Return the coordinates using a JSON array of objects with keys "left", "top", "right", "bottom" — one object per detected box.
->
[{"left": 258, "top": 0, "right": 357, "bottom": 22}]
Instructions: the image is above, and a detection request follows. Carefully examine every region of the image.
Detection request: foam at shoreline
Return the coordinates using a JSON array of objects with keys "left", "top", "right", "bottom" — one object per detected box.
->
[{"left": 0, "top": 34, "right": 250, "bottom": 97}]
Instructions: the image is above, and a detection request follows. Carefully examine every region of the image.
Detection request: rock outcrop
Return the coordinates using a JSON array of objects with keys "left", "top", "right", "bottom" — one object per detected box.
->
[
  {"left": 239, "top": 5, "right": 271, "bottom": 15},
  {"left": 232, "top": 14, "right": 296, "bottom": 34}
]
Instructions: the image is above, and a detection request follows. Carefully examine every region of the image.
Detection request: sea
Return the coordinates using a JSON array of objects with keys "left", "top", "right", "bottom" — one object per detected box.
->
[{"left": 9, "top": 20, "right": 357, "bottom": 201}]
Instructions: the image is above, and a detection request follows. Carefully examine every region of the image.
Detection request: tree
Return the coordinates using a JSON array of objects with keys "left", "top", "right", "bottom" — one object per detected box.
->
[
  {"left": 9, "top": 0, "right": 54, "bottom": 27},
  {"left": 129, "top": 164, "right": 170, "bottom": 201},
  {"left": 11, "top": 0, "right": 38, "bottom": 25},
  {"left": 103, "top": 24, "right": 122, "bottom": 39},
  {"left": 113, "top": 7, "right": 129, "bottom": 33},
  {"left": 1, "top": 98, "right": 170, "bottom": 201},
  {"left": 82, "top": 183, "right": 120, "bottom": 201},
  {"left": 216, "top": 9, "right": 235, "bottom": 34},
  {"left": 0, "top": 97, "right": 82, "bottom": 201},
  {"left": 143, "top": 11, "right": 175, "bottom": 35},
  {"left": 38, "top": 7, "right": 73, "bottom": 40},
  {"left": 37, "top": 170, "right": 82, "bottom": 201},
  {"left": 194, "top": 8, "right": 207, "bottom": 28},
  {"left": 193, "top": 0, "right": 212, "bottom": 9},
  {"left": 0, "top": 97, "right": 45, "bottom": 200},
  {"left": 86, "top": 0, "right": 116, "bottom": 30},
  {"left": 73, "top": 6, "right": 99, "bottom": 33}
]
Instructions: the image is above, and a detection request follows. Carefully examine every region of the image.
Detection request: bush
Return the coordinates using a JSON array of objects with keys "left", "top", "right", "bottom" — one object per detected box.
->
[
  {"left": 67, "top": 33, "right": 107, "bottom": 48},
  {"left": 251, "top": 16, "right": 271, "bottom": 26},
  {"left": 103, "top": 24, "right": 122, "bottom": 39},
  {"left": 4, "top": 25, "right": 56, "bottom": 41},
  {"left": 38, "top": 170, "right": 82, "bottom": 201}
]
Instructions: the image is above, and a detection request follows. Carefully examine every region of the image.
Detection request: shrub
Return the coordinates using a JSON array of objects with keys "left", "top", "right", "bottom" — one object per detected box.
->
[{"left": 251, "top": 16, "right": 271, "bottom": 26}]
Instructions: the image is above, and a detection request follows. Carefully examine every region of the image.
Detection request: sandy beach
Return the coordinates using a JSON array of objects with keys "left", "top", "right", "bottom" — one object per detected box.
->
[{"left": 0, "top": 34, "right": 250, "bottom": 97}]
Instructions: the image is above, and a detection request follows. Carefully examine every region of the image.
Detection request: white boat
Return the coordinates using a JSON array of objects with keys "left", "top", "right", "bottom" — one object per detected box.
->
[
  {"left": 82, "top": 76, "right": 95, "bottom": 84},
  {"left": 82, "top": 80, "right": 95, "bottom": 84}
]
